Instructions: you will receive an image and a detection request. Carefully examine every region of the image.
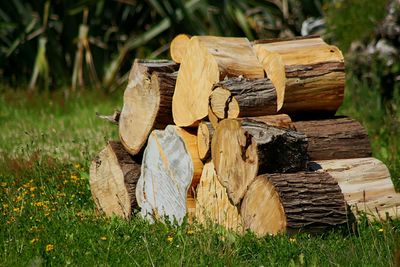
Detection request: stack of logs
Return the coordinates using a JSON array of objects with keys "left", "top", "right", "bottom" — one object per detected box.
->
[{"left": 90, "top": 35, "right": 400, "bottom": 236}]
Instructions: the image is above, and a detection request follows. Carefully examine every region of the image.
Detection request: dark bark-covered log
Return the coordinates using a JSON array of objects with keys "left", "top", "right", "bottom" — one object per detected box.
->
[
  {"left": 136, "top": 126, "right": 203, "bottom": 224},
  {"left": 241, "top": 172, "right": 351, "bottom": 236},
  {"left": 254, "top": 37, "right": 345, "bottom": 116},
  {"left": 209, "top": 77, "right": 277, "bottom": 123},
  {"left": 211, "top": 119, "right": 308, "bottom": 205},
  {"left": 310, "top": 158, "right": 400, "bottom": 220},
  {"left": 119, "top": 59, "right": 179, "bottom": 155},
  {"left": 292, "top": 117, "right": 372, "bottom": 160},
  {"left": 89, "top": 141, "right": 141, "bottom": 219}
]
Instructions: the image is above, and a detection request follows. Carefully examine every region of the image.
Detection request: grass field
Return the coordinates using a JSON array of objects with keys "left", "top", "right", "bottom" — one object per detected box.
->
[{"left": 1, "top": 75, "right": 400, "bottom": 266}]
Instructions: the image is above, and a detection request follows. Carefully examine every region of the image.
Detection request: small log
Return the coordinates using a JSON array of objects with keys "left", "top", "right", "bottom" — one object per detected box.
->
[
  {"left": 208, "top": 77, "right": 277, "bottom": 122},
  {"left": 292, "top": 117, "right": 372, "bottom": 160},
  {"left": 211, "top": 119, "right": 307, "bottom": 205},
  {"left": 136, "top": 126, "right": 203, "bottom": 224},
  {"left": 199, "top": 114, "right": 292, "bottom": 162},
  {"left": 89, "top": 141, "right": 141, "bottom": 219},
  {"left": 195, "top": 162, "right": 243, "bottom": 232},
  {"left": 119, "top": 59, "right": 179, "bottom": 155},
  {"left": 170, "top": 34, "right": 191, "bottom": 63},
  {"left": 310, "top": 158, "right": 400, "bottom": 220},
  {"left": 241, "top": 172, "right": 351, "bottom": 236},
  {"left": 172, "top": 36, "right": 265, "bottom": 127},
  {"left": 253, "top": 36, "right": 345, "bottom": 116}
]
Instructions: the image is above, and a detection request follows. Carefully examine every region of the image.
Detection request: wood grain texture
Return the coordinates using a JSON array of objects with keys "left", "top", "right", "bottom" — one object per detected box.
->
[
  {"left": 89, "top": 141, "right": 141, "bottom": 219},
  {"left": 292, "top": 117, "right": 371, "bottom": 160},
  {"left": 136, "top": 126, "right": 194, "bottom": 224},
  {"left": 170, "top": 34, "right": 190, "bottom": 63},
  {"left": 119, "top": 59, "right": 178, "bottom": 155},
  {"left": 311, "top": 158, "right": 400, "bottom": 220},
  {"left": 241, "top": 172, "right": 350, "bottom": 236},
  {"left": 197, "top": 121, "right": 214, "bottom": 162},
  {"left": 172, "top": 36, "right": 265, "bottom": 127},
  {"left": 195, "top": 162, "right": 243, "bottom": 232},
  {"left": 211, "top": 119, "right": 307, "bottom": 205},
  {"left": 254, "top": 36, "right": 345, "bottom": 115},
  {"left": 209, "top": 77, "right": 277, "bottom": 121}
]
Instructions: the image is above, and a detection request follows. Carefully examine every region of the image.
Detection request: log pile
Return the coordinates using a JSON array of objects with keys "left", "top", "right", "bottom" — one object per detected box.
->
[{"left": 89, "top": 35, "right": 400, "bottom": 236}]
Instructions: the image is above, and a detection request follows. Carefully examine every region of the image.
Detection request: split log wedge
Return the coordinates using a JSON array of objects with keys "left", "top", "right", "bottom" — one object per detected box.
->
[
  {"left": 292, "top": 117, "right": 371, "bottom": 160},
  {"left": 208, "top": 77, "right": 277, "bottom": 123},
  {"left": 211, "top": 119, "right": 307, "bottom": 205},
  {"left": 89, "top": 141, "right": 141, "bottom": 219},
  {"left": 198, "top": 114, "right": 292, "bottom": 162},
  {"left": 195, "top": 162, "right": 243, "bottom": 232},
  {"left": 136, "top": 126, "right": 203, "bottom": 224},
  {"left": 253, "top": 36, "right": 345, "bottom": 115},
  {"left": 172, "top": 36, "right": 265, "bottom": 127},
  {"left": 119, "top": 59, "right": 179, "bottom": 155},
  {"left": 241, "top": 172, "right": 351, "bottom": 236},
  {"left": 310, "top": 158, "right": 400, "bottom": 220},
  {"left": 170, "top": 34, "right": 190, "bottom": 63}
]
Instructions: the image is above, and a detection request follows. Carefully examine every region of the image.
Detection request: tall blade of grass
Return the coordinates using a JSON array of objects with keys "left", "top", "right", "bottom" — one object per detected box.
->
[
  {"left": 29, "top": 36, "right": 49, "bottom": 91},
  {"left": 103, "top": 0, "right": 201, "bottom": 89}
]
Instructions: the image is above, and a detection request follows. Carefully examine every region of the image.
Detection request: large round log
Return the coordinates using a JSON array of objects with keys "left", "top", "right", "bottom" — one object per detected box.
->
[
  {"left": 211, "top": 119, "right": 307, "bottom": 205},
  {"left": 253, "top": 36, "right": 345, "bottom": 116},
  {"left": 89, "top": 141, "right": 141, "bottom": 219},
  {"left": 170, "top": 34, "right": 190, "bottom": 63},
  {"left": 241, "top": 172, "right": 351, "bottom": 236},
  {"left": 195, "top": 162, "right": 243, "bottom": 232},
  {"left": 172, "top": 36, "right": 265, "bottom": 127},
  {"left": 292, "top": 117, "right": 372, "bottom": 160},
  {"left": 310, "top": 157, "right": 400, "bottom": 220},
  {"left": 119, "top": 59, "right": 179, "bottom": 155},
  {"left": 136, "top": 126, "right": 203, "bottom": 224}
]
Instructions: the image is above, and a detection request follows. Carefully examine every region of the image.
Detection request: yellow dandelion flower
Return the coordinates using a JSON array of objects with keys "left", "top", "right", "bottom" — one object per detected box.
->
[
  {"left": 289, "top": 237, "right": 296, "bottom": 243},
  {"left": 45, "top": 244, "right": 54, "bottom": 252},
  {"left": 13, "top": 207, "right": 20, "bottom": 212},
  {"left": 30, "top": 238, "right": 39, "bottom": 244},
  {"left": 2, "top": 203, "right": 8, "bottom": 208},
  {"left": 15, "top": 195, "right": 23, "bottom": 202},
  {"left": 34, "top": 201, "right": 43, "bottom": 207},
  {"left": 100, "top": 236, "right": 107, "bottom": 241},
  {"left": 31, "top": 194, "right": 35, "bottom": 198},
  {"left": 378, "top": 228, "right": 384, "bottom": 233},
  {"left": 70, "top": 174, "right": 79, "bottom": 181},
  {"left": 30, "top": 187, "right": 36, "bottom": 192},
  {"left": 167, "top": 236, "right": 173, "bottom": 242},
  {"left": 187, "top": 230, "right": 194, "bottom": 235},
  {"left": 74, "top": 163, "right": 81, "bottom": 169}
]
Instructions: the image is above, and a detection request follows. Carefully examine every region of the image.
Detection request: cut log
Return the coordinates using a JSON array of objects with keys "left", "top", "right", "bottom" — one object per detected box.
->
[
  {"left": 172, "top": 36, "right": 265, "bottom": 127},
  {"left": 241, "top": 172, "right": 351, "bottom": 236},
  {"left": 292, "top": 117, "right": 371, "bottom": 160},
  {"left": 310, "top": 158, "right": 400, "bottom": 220},
  {"left": 211, "top": 119, "right": 307, "bottom": 205},
  {"left": 195, "top": 162, "right": 243, "bottom": 232},
  {"left": 119, "top": 59, "right": 179, "bottom": 155},
  {"left": 253, "top": 36, "right": 345, "bottom": 115},
  {"left": 136, "top": 125, "right": 203, "bottom": 224},
  {"left": 199, "top": 114, "right": 292, "bottom": 162},
  {"left": 208, "top": 77, "right": 277, "bottom": 122},
  {"left": 170, "top": 34, "right": 191, "bottom": 63},
  {"left": 89, "top": 141, "right": 141, "bottom": 219},
  {"left": 197, "top": 121, "right": 214, "bottom": 162}
]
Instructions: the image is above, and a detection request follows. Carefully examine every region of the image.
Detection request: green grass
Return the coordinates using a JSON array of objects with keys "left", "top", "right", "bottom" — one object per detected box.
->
[{"left": 1, "top": 77, "right": 400, "bottom": 266}]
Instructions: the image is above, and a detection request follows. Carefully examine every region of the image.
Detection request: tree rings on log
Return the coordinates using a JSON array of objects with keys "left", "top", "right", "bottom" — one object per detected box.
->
[
  {"left": 119, "top": 59, "right": 178, "bottom": 155},
  {"left": 170, "top": 34, "right": 190, "bottom": 63},
  {"left": 89, "top": 141, "right": 141, "bottom": 219},
  {"left": 241, "top": 172, "right": 351, "bottom": 236}
]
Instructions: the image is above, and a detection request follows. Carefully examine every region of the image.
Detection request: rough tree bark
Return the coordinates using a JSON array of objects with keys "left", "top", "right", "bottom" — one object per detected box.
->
[
  {"left": 292, "top": 117, "right": 371, "bottom": 160},
  {"left": 89, "top": 141, "right": 141, "bottom": 219},
  {"left": 241, "top": 172, "right": 351, "bottom": 236}
]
